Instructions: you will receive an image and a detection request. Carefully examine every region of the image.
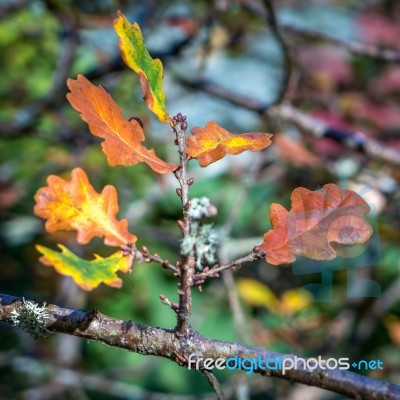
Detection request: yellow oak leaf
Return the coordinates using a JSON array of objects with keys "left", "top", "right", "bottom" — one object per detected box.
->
[
  {"left": 186, "top": 121, "right": 272, "bottom": 167},
  {"left": 236, "top": 278, "right": 280, "bottom": 311},
  {"left": 237, "top": 278, "right": 312, "bottom": 316}
]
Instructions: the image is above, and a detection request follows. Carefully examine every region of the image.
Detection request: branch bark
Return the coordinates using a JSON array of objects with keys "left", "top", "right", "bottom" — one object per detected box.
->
[
  {"left": 282, "top": 24, "right": 400, "bottom": 64},
  {"left": 2, "top": 293, "right": 400, "bottom": 400}
]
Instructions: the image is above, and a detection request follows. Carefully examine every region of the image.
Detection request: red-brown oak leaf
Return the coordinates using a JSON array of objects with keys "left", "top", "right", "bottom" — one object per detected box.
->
[{"left": 256, "top": 184, "right": 372, "bottom": 265}]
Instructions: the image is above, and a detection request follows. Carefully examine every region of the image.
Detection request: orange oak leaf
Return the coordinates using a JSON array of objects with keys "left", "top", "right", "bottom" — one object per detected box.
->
[
  {"left": 66, "top": 74, "right": 178, "bottom": 174},
  {"left": 34, "top": 168, "right": 137, "bottom": 247},
  {"left": 186, "top": 121, "right": 272, "bottom": 167},
  {"left": 256, "top": 184, "right": 372, "bottom": 265}
]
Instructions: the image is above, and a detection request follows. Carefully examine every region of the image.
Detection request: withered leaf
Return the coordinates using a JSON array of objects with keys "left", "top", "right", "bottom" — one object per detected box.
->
[{"left": 256, "top": 184, "right": 372, "bottom": 265}]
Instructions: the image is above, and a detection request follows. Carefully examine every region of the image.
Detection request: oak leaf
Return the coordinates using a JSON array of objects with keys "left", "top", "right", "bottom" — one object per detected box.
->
[
  {"left": 256, "top": 184, "right": 372, "bottom": 265},
  {"left": 34, "top": 168, "right": 136, "bottom": 247},
  {"left": 36, "top": 244, "right": 132, "bottom": 291},
  {"left": 67, "top": 75, "right": 177, "bottom": 174},
  {"left": 114, "top": 12, "right": 170, "bottom": 123},
  {"left": 186, "top": 121, "right": 272, "bottom": 167}
]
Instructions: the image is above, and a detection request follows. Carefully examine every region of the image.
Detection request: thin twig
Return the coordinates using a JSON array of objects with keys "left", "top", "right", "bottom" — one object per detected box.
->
[
  {"left": 282, "top": 23, "right": 400, "bottom": 63},
  {"left": 159, "top": 294, "right": 180, "bottom": 313},
  {"left": 353, "top": 276, "right": 400, "bottom": 354},
  {"left": 197, "top": 250, "right": 266, "bottom": 283},
  {"left": 2, "top": 353, "right": 269, "bottom": 399},
  {"left": 275, "top": 102, "right": 400, "bottom": 167},
  {"left": 202, "top": 370, "right": 225, "bottom": 400},
  {"left": 217, "top": 153, "right": 266, "bottom": 400},
  {"left": 263, "top": 0, "right": 293, "bottom": 105},
  {"left": 219, "top": 234, "right": 249, "bottom": 399},
  {"left": 136, "top": 246, "right": 180, "bottom": 275}
]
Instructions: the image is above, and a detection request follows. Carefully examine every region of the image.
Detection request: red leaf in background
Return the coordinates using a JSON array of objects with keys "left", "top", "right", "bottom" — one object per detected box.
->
[
  {"left": 339, "top": 93, "right": 400, "bottom": 131},
  {"left": 164, "top": 15, "right": 199, "bottom": 35},
  {"left": 298, "top": 45, "right": 352, "bottom": 91},
  {"left": 274, "top": 134, "right": 321, "bottom": 167},
  {"left": 310, "top": 110, "right": 355, "bottom": 157},
  {"left": 357, "top": 14, "right": 400, "bottom": 49},
  {"left": 369, "top": 67, "right": 400, "bottom": 96}
]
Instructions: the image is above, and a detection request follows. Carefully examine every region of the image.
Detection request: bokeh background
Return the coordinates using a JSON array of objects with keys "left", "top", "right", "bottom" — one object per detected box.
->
[{"left": 1, "top": 0, "right": 400, "bottom": 399}]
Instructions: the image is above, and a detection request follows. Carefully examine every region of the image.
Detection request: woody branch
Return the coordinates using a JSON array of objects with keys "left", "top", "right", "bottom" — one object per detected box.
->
[
  {"left": 1, "top": 294, "right": 399, "bottom": 400},
  {"left": 171, "top": 113, "right": 196, "bottom": 337}
]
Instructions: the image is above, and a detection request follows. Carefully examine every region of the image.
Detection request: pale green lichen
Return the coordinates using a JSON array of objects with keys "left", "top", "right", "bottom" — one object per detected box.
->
[
  {"left": 188, "top": 197, "right": 212, "bottom": 220},
  {"left": 181, "top": 197, "right": 219, "bottom": 271},
  {"left": 10, "top": 299, "right": 53, "bottom": 339}
]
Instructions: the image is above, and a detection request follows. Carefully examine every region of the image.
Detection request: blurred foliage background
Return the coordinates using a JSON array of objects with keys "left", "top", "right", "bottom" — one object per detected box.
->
[{"left": 1, "top": 0, "right": 400, "bottom": 399}]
